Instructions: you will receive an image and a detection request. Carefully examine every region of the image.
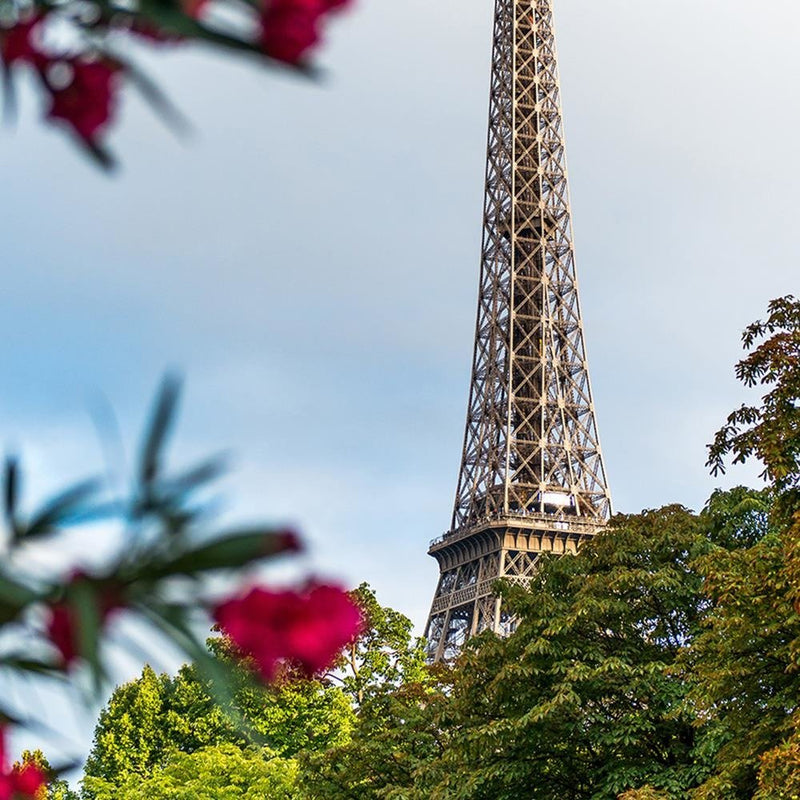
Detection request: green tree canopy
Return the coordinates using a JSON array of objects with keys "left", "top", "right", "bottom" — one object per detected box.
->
[
  {"left": 420, "top": 503, "right": 721, "bottom": 800},
  {"left": 81, "top": 583, "right": 428, "bottom": 798},
  {"left": 301, "top": 666, "right": 448, "bottom": 799},
  {"left": 82, "top": 660, "right": 353, "bottom": 795},
  {"left": 328, "top": 583, "right": 428, "bottom": 707},
  {"left": 307, "top": 495, "right": 777, "bottom": 800},
  {"left": 83, "top": 745, "right": 299, "bottom": 800}
]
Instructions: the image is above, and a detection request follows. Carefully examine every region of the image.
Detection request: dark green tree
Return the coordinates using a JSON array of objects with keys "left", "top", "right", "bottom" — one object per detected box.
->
[
  {"left": 424, "top": 504, "right": 714, "bottom": 800},
  {"left": 301, "top": 667, "right": 449, "bottom": 799},
  {"left": 690, "top": 296, "right": 800, "bottom": 799},
  {"left": 305, "top": 496, "right": 778, "bottom": 800}
]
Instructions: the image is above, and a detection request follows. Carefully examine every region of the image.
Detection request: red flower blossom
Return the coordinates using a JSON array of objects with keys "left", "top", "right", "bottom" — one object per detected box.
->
[
  {"left": 0, "top": 15, "right": 46, "bottom": 67},
  {"left": 45, "top": 59, "right": 121, "bottom": 146},
  {"left": 47, "top": 603, "right": 79, "bottom": 666},
  {"left": 46, "top": 576, "right": 124, "bottom": 667},
  {"left": 213, "top": 583, "right": 362, "bottom": 680},
  {"left": 259, "top": 0, "right": 351, "bottom": 64},
  {"left": 0, "top": 727, "right": 47, "bottom": 800}
]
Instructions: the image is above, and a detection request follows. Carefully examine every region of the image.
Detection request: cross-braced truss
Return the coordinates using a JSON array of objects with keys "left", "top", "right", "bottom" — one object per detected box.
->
[{"left": 425, "top": 0, "right": 611, "bottom": 662}]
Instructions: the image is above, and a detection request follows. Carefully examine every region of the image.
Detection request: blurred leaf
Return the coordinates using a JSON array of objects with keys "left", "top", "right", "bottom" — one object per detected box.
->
[
  {"left": 159, "top": 456, "right": 229, "bottom": 498},
  {"left": 3, "top": 455, "right": 20, "bottom": 542},
  {"left": 1, "top": 62, "right": 16, "bottom": 124},
  {"left": 77, "top": 135, "right": 117, "bottom": 171},
  {"left": 0, "top": 655, "right": 64, "bottom": 677},
  {"left": 141, "top": 601, "right": 248, "bottom": 731},
  {"left": 22, "top": 478, "right": 103, "bottom": 542},
  {"left": 0, "top": 574, "right": 40, "bottom": 622},
  {"left": 70, "top": 580, "right": 103, "bottom": 691},
  {"left": 119, "top": 55, "right": 190, "bottom": 137},
  {"left": 139, "top": 372, "right": 182, "bottom": 490},
  {"left": 148, "top": 528, "right": 297, "bottom": 578}
]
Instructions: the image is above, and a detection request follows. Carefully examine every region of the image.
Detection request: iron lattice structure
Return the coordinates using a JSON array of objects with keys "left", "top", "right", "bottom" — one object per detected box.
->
[{"left": 425, "top": 0, "right": 611, "bottom": 662}]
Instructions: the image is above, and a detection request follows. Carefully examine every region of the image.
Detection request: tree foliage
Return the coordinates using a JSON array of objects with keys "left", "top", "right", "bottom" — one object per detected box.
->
[
  {"left": 301, "top": 666, "right": 448, "bottom": 799},
  {"left": 419, "top": 504, "right": 719, "bottom": 800},
  {"left": 330, "top": 583, "right": 428, "bottom": 706},
  {"left": 81, "top": 584, "right": 429, "bottom": 798},
  {"left": 84, "top": 745, "right": 299, "bottom": 800},
  {"left": 82, "top": 656, "right": 353, "bottom": 794}
]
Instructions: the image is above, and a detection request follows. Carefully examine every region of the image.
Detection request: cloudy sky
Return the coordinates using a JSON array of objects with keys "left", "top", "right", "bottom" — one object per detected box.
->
[{"left": 2, "top": 0, "right": 798, "bottom": 656}]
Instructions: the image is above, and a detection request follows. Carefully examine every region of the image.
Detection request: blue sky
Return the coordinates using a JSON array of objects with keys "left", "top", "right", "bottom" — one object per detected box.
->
[{"left": 2, "top": 0, "right": 798, "bottom": 678}]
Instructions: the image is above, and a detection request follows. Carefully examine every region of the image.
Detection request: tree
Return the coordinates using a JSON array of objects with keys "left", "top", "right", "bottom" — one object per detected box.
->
[
  {"left": 754, "top": 731, "right": 800, "bottom": 800},
  {"left": 329, "top": 583, "right": 428, "bottom": 707},
  {"left": 412, "top": 489, "right": 785, "bottom": 800},
  {"left": 83, "top": 666, "right": 174, "bottom": 790},
  {"left": 707, "top": 295, "right": 800, "bottom": 508},
  {"left": 83, "top": 583, "right": 427, "bottom": 799},
  {"left": 689, "top": 295, "right": 800, "bottom": 799},
  {"left": 300, "top": 668, "right": 449, "bottom": 799},
  {"left": 679, "top": 508, "right": 798, "bottom": 799},
  {"left": 82, "top": 657, "right": 353, "bottom": 794},
  {"left": 298, "top": 584, "right": 444, "bottom": 799},
  {"left": 84, "top": 745, "right": 299, "bottom": 800},
  {"left": 426, "top": 505, "right": 713, "bottom": 800}
]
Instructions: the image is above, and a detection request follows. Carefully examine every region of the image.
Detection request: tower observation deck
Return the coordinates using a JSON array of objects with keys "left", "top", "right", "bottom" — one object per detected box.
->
[{"left": 424, "top": 0, "right": 611, "bottom": 661}]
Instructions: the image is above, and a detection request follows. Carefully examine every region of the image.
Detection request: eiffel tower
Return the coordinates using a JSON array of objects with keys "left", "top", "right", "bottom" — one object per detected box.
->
[{"left": 424, "top": 0, "right": 612, "bottom": 662}]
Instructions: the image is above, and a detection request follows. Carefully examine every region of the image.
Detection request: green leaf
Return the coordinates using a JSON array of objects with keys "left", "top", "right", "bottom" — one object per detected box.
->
[
  {"left": 138, "top": 373, "right": 182, "bottom": 490},
  {"left": 3, "top": 455, "right": 20, "bottom": 542},
  {"left": 147, "top": 528, "right": 296, "bottom": 578},
  {"left": 0, "top": 573, "right": 40, "bottom": 622},
  {"left": 23, "top": 477, "right": 103, "bottom": 541},
  {"left": 159, "top": 456, "right": 229, "bottom": 497},
  {"left": 69, "top": 579, "right": 104, "bottom": 691},
  {"left": 116, "top": 53, "right": 191, "bottom": 138}
]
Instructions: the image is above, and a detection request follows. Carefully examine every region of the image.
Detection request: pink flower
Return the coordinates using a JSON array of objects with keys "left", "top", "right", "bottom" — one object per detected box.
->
[
  {"left": 47, "top": 603, "right": 79, "bottom": 666},
  {"left": 0, "top": 728, "right": 47, "bottom": 800},
  {"left": 46, "top": 575, "right": 124, "bottom": 668},
  {"left": 0, "top": 15, "right": 46, "bottom": 67},
  {"left": 259, "top": 0, "right": 351, "bottom": 64},
  {"left": 45, "top": 58, "right": 121, "bottom": 146},
  {"left": 213, "top": 583, "right": 362, "bottom": 680}
]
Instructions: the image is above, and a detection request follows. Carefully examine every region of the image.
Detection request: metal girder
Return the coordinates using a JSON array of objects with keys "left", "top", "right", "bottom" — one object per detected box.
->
[{"left": 424, "top": 0, "right": 611, "bottom": 662}]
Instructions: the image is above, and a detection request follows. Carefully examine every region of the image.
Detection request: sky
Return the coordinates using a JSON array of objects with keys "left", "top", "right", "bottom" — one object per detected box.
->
[{"left": 1, "top": 0, "right": 799, "bottom": 746}]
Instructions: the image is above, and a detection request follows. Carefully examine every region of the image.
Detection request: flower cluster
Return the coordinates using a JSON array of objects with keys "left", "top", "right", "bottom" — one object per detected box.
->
[
  {"left": 260, "top": 0, "right": 350, "bottom": 65},
  {"left": 214, "top": 583, "right": 362, "bottom": 680},
  {"left": 0, "top": 14, "right": 120, "bottom": 155},
  {"left": 0, "top": 729, "right": 47, "bottom": 799},
  {"left": 46, "top": 574, "right": 124, "bottom": 667},
  {"left": 0, "top": 0, "right": 352, "bottom": 164}
]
